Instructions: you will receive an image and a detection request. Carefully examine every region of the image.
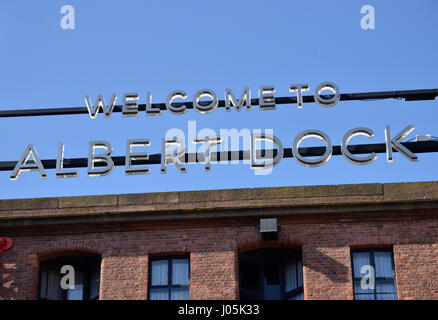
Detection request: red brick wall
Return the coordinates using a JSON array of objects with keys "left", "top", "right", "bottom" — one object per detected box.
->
[
  {"left": 1, "top": 216, "right": 437, "bottom": 300},
  {"left": 394, "top": 244, "right": 438, "bottom": 299},
  {"left": 100, "top": 255, "right": 148, "bottom": 300},
  {"left": 190, "top": 251, "right": 238, "bottom": 300}
]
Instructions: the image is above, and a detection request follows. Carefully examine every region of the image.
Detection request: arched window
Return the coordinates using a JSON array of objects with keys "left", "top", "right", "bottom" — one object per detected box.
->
[
  {"left": 38, "top": 255, "right": 101, "bottom": 300},
  {"left": 239, "top": 248, "right": 303, "bottom": 300}
]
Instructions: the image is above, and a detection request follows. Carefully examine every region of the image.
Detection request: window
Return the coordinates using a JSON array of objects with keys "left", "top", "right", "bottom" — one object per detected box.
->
[
  {"left": 38, "top": 255, "right": 101, "bottom": 300},
  {"left": 351, "top": 249, "right": 397, "bottom": 300},
  {"left": 239, "top": 248, "right": 303, "bottom": 300},
  {"left": 149, "top": 256, "right": 190, "bottom": 300}
]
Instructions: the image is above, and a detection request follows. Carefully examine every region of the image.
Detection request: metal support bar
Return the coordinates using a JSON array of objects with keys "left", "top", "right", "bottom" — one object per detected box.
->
[
  {"left": 0, "top": 89, "right": 437, "bottom": 118},
  {"left": 1, "top": 141, "right": 437, "bottom": 171}
]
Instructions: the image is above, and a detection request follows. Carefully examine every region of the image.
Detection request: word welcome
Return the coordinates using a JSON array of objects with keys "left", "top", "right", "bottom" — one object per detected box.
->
[{"left": 85, "top": 82, "right": 340, "bottom": 118}]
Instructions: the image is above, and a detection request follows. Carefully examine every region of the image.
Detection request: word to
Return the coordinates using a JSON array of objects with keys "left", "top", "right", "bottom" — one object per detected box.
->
[{"left": 84, "top": 82, "right": 340, "bottom": 118}]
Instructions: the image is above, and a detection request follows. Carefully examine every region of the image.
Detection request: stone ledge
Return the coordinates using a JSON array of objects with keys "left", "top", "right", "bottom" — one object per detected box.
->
[
  {"left": 250, "top": 183, "right": 383, "bottom": 200},
  {"left": 58, "top": 195, "right": 118, "bottom": 208},
  {"left": 118, "top": 192, "right": 179, "bottom": 206},
  {"left": 2, "top": 199, "right": 438, "bottom": 230},
  {"left": 179, "top": 189, "right": 252, "bottom": 203},
  {"left": 0, "top": 181, "right": 437, "bottom": 221},
  {"left": 335, "top": 183, "right": 383, "bottom": 196},
  {"left": 251, "top": 185, "right": 337, "bottom": 199},
  {"left": 384, "top": 181, "right": 438, "bottom": 201},
  {"left": 0, "top": 198, "right": 58, "bottom": 211}
]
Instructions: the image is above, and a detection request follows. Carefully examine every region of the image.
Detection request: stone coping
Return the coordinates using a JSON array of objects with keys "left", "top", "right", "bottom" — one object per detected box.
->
[{"left": 1, "top": 181, "right": 438, "bottom": 224}]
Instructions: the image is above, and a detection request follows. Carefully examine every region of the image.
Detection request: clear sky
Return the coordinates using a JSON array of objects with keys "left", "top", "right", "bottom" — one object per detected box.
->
[{"left": 0, "top": 0, "right": 437, "bottom": 199}]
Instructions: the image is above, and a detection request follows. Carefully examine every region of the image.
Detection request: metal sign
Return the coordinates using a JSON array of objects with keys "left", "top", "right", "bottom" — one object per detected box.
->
[{"left": 2, "top": 82, "right": 438, "bottom": 180}]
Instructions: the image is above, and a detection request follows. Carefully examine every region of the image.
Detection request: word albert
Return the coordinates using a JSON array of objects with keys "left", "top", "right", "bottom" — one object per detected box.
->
[{"left": 10, "top": 126, "right": 417, "bottom": 180}]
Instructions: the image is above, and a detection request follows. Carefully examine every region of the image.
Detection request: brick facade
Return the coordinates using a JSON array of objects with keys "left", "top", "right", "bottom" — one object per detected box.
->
[{"left": 0, "top": 181, "right": 437, "bottom": 300}]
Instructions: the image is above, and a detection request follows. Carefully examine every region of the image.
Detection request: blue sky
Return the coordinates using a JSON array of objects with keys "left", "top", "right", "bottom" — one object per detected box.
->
[{"left": 0, "top": 0, "right": 437, "bottom": 199}]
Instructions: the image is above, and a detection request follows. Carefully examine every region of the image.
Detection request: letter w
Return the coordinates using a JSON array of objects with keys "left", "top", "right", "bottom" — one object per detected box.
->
[{"left": 85, "top": 94, "right": 117, "bottom": 119}]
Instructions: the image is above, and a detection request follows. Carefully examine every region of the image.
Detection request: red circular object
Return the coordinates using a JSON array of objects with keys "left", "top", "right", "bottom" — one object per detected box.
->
[{"left": 0, "top": 237, "right": 13, "bottom": 253}]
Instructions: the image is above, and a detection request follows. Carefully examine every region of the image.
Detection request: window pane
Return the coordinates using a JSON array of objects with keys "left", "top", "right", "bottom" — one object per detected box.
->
[
  {"left": 376, "top": 280, "right": 396, "bottom": 294},
  {"left": 67, "top": 271, "right": 84, "bottom": 300},
  {"left": 39, "top": 269, "right": 48, "bottom": 298},
  {"left": 284, "top": 260, "right": 297, "bottom": 292},
  {"left": 355, "top": 293, "right": 375, "bottom": 300},
  {"left": 90, "top": 268, "right": 100, "bottom": 300},
  {"left": 288, "top": 292, "right": 304, "bottom": 300},
  {"left": 240, "top": 261, "right": 260, "bottom": 292},
  {"left": 264, "top": 264, "right": 281, "bottom": 300},
  {"left": 151, "top": 260, "right": 168, "bottom": 286},
  {"left": 150, "top": 288, "right": 169, "bottom": 300},
  {"left": 352, "top": 252, "right": 371, "bottom": 278},
  {"left": 376, "top": 293, "right": 397, "bottom": 300},
  {"left": 172, "top": 259, "right": 189, "bottom": 285},
  {"left": 46, "top": 269, "right": 63, "bottom": 300},
  {"left": 264, "top": 280, "right": 281, "bottom": 300},
  {"left": 239, "top": 248, "right": 303, "bottom": 301},
  {"left": 374, "top": 251, "right": 393, "bottom": 278},
  {"left": 67, "top": 284, "right": 84, "bottom": 300},
  {"left": 353, "top": 280, "right": 374, "bottom": 294},
  {"left": 39, "top": 256, "right": 101, "bottom": 301},
  {"left": 171, "top": 287, "right": 190, "bottom": 300},
  {"left": 297, "top": 258, "right": 303, "bottom": 287}
]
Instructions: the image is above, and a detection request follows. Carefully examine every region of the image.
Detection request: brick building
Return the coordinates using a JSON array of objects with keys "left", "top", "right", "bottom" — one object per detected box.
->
[{"left": 0, "top": 181, "right": 437, "bottom": 300}]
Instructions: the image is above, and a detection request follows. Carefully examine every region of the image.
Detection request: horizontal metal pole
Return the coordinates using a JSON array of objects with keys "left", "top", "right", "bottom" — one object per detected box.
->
[
  {"left": 0, "top": 89, "right": 437, "bottom": 118},
  {"left": 1, "top": 141, "right": 437, "bottom": 171}
]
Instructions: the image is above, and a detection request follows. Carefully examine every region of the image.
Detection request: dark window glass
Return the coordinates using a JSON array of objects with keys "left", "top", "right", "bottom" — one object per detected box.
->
[
  {"left": 351, "top": 249, "right": 397, "bottom": 300},
  {"left": 38, "top": 255, "right": 101, "bottom": 300},
  {"left": 239, "top": 248, "right": 303, "bottom": 300},
  {"left": 149, "top": 257, "right": 189, "bottom": 300}
]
